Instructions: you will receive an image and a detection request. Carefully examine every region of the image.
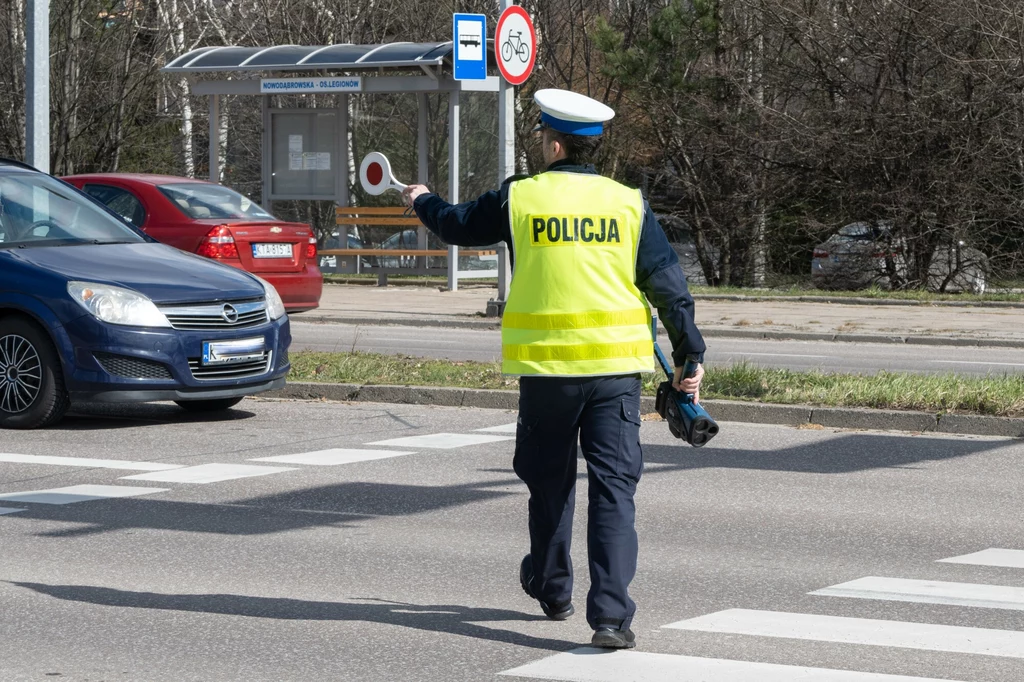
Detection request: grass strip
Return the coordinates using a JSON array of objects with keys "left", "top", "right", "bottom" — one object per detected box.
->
[{"left": 290, "top": 351, "right": 1024, "bottom": 417}]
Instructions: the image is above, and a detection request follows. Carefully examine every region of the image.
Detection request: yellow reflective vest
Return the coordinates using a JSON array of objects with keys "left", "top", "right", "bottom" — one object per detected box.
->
[{"left": 502, "top": 171, "right": 653, "bottom": 376}]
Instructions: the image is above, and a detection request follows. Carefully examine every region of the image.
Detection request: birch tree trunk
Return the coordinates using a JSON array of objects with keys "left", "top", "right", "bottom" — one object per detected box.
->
[
  {"left": 9, "top": 0, "right": 27, "bottom": 158},
  {"left": 158, "top": 0, "right": 195, "bottom": 177}
]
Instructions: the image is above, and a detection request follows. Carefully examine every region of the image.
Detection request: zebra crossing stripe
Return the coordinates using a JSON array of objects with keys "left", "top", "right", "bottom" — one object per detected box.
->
[
  {"left": 121, "top": 463, "right": 294, "bottom": 484},
  {"left": 475, "top": 423, "right": 518, "bottom": 434},
  {"left": 810, "top": 576, "right": 1024, "bottom": 611},
  {"left": 498, "top": 648, "right": 963, "bottom": 681},
  {"left": 938, "top": 548, "right": 1024, "bottom": 569},
  {"left": 0, "top": 453, "right": 182, "bottom": 471},
  {"left": 366, "top": 433, "right": 514, "bottom": 449},
  {"left": 0, "top": 485, "right": 169, "bottom": 505},
  {"left": 0, "top": 507, "right": 25, "bottom": 515},
  {"left": 664, "top": 609, "right": 1024, "bottom": 659},
  {"left": 252, "top": 449, "right": 417, "bottom": 465}
]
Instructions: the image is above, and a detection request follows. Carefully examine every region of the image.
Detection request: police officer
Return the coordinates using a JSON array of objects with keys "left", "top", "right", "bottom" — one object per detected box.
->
[{"left": 402, "top": 89, "right": 706, "bottom": 649}]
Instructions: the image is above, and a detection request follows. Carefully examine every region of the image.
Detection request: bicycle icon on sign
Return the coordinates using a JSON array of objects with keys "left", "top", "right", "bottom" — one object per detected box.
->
[{"left": 501, "top": 30, "right": 530, "bottom": 64}]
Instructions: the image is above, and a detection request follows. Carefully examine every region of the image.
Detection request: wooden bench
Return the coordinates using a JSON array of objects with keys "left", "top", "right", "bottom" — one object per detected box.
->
[{"left": 325, "top": 206, "right": 496, "bottom": 285}]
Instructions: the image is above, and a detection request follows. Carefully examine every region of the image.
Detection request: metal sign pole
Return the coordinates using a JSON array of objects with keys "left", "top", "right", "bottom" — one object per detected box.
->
[
  {"left": 447, "top": 89, "right": 460, "bottom": 291},
  {"left": 417, "top": 93, "right": 429, "bottom": 272},
  {"left": 208, "top": 95, "right": 220, "bottom": 182},
  {"left": 26, "top": 0, "right": 49, "bottom": 173},
  {"left": 495, "top": 0, "right": 515, "bottom": 313},
  {"left": 490, "top": 1, "right": 535, "bottom": 316},
  {"left": 491, "top": 78, "right": 515, "bottom": 316},
  {"left": 261, "top": 95, "right": 271, "bottom": 210}
]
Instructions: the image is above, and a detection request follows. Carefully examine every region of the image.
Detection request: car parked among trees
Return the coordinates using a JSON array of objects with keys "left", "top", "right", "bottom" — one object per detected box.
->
[{"left": 811, "top": 222, "right": 988, "bottom": 294}]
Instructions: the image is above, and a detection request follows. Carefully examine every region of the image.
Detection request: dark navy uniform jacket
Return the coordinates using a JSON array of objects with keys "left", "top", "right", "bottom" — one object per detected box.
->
[{"left": 412, "top": 160, "right": 706, "bottom": 366}]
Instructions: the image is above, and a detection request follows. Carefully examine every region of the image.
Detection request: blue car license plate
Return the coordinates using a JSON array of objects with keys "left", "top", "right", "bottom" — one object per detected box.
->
[{"left": 202, "top": 338, "right": 266, "bottom": 366}]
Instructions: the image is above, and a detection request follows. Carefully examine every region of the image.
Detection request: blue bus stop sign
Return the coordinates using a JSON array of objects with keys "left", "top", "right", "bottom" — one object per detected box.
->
[{"left": 453, "top": 13, "right": 487, "bottom": 81}]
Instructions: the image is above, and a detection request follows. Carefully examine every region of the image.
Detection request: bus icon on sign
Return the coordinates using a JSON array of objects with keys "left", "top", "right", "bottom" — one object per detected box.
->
[{"left": 459, "top": 35, "right": 481, "bottom": 48}]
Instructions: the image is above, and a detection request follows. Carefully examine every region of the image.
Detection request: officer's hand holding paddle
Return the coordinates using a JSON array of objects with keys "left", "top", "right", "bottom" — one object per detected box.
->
[{"left": 402, "top": 185, "right": 429, "bottom": 206}]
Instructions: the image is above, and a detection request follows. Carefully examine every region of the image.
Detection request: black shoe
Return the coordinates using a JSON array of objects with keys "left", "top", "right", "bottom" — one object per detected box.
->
[
  {"left": 519, "top": 555, "right": 574, "bottom": 621},
  {"left": 591, "top": 627, "right": 636, "bottom": 649}
]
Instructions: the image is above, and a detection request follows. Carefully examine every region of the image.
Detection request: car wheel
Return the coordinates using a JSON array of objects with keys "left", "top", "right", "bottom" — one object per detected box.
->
[
  {"left": 0, "top": 317, "right": 70, "bottom": 429},
  {"left": 174, "top": 397, "right": 245, "bottom": 412}
]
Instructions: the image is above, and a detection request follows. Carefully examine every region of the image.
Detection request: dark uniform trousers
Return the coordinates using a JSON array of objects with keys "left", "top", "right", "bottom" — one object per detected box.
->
[{"left": 513, "top": 373, "right": 643, "bottom": 631}]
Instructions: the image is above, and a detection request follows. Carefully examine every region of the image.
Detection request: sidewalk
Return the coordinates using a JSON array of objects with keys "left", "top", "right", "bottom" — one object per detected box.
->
[{"left": 299, "top": 283, "right": 1024, "bottom": 347}]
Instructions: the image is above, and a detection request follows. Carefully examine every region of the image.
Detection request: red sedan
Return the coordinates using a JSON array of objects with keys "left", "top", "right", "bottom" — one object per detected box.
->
[{"left": 61, "top": 174, "right": 322, "bottom": 312}]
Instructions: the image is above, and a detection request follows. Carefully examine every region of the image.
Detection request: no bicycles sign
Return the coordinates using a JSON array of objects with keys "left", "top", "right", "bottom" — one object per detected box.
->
[{"left": 495, "top": 6, "right": 536, "bottom": 86}]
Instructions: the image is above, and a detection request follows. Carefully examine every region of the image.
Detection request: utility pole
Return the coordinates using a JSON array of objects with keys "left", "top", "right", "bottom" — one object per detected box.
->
[{"left": 26, "top": 0, "right": 50, "bottom": 173}]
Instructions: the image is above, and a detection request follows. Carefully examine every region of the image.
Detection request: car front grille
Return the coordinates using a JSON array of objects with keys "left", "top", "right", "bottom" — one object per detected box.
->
[
  {"left": 94, "top": 352, "right": 173, "bottom": 380},
  {"left": 160, "top": 299, "right": 268, "bottom": 331},
  {"left": 188, "top": 352, "right": 273, "bottom": 381}
]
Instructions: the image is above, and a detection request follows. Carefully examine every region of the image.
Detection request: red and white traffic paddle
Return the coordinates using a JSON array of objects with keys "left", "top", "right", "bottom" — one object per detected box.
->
[{"left": 359, "top": 152, "right": 407, "bottom": 196}]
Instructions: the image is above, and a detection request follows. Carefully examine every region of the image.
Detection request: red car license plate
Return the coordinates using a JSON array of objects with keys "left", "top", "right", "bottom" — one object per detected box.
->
[{"left": 253, "top": 243, "right": 292, "bottom": 259}]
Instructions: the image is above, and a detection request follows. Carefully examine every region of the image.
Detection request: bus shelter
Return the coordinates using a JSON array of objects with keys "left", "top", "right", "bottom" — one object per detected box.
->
[{"left": 162, "top": 41, "right": 511, "bottom": 304}]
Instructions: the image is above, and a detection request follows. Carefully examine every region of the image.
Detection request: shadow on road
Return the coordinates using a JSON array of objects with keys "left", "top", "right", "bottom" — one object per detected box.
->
[
  {"left": 641, "top": 430, "right": 1014, "bottom": 474},
  {"left": 55, "top": 402, "right": 257, "bottom": 430},
  {"left": 14, "top": 479, "right": 520, "bottom": 538},
  {"left": 8, "top": 583, "right": 577, "bottom": 652},
  {"left": 1, "top": 431, "right": 1012, "bottom": 538}
]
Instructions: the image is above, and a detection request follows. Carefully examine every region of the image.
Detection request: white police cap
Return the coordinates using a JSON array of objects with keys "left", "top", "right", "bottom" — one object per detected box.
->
[{"left": 533, "top": 89, "right": 615, "bottom": 137}]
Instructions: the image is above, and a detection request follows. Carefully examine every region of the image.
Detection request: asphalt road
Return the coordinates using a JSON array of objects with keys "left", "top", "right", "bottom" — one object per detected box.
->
[
  {"left": 1, "top": 398, "right": 1022, "bottom": 681},
  {"left": 290, "top": 321, "right": 1024, "bottom": 376}
]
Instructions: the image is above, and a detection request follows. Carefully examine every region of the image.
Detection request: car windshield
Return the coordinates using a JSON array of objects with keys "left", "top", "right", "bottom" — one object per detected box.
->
[
  {"left": 159, "top": 183, "right": 275, "bottom": 221},
  {"left": 0, "top": 171, "right": 145, "bottom": 248}
]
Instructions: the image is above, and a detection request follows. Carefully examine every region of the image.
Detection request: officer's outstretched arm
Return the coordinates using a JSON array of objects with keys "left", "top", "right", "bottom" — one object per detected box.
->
[{"left": 403, "top": 187, "right": 505, "bottom": 248}]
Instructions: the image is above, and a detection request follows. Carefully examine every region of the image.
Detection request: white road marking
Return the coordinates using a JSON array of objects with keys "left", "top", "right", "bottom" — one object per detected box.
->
[
  {"left": 121, "top": 463, "right": 294, "bottom": 484},
  {"left": 932, "top": 360, "right": 1024, "bottom": 367},
  {"left": 0, "top": 453, "right": 182, "bottom": 471},
  {"left": 938, "top": 548, "right": 1024, "bottom": 569},
  {"left": 366, "top": 433, "right": 514, "bottom": 449},
  {"left": 810, "top": 576, "right": 1024, "bottom": 611},
  {"left": 0, "top": 507, "right": 25, "bottom": 515},
  {"left": 726, "top": 352, "right": 829, "bottom": 359},
  {"left": 0, "top": 485, "right": 169, "bottom": 505},
  {"left": 475, "top": 423, "right": 518, "bottom": 434},
  {"left": 252, "top": 449, "right": 417, "bottom": 465},
  {"left": 499, "top": 648, "right": 961, "bottom": 681},
  {"left": 664, "top": 609, "right": 1024, "bottom": 658}
]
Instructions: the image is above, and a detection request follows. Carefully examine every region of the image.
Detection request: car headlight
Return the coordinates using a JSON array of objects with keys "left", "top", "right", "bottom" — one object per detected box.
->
[
  {"left": 67, "top": 282, "right": 171, "bottom": 328},
  {"left": 255, "top": 276, "right": 287, "bottom": 320}
]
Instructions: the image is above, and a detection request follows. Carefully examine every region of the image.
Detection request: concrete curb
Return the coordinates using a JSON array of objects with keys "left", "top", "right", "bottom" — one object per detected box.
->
[
  {"left": 701, "top": 329, "right": 1024, "bottom": 348},
  {"left": 298, "top": 314, "right": 502, "bottom": 329},
  {"left": 268, "top": 382, "right": 1024, "bottom": 438},
  {"left": 293, "top": 314, "right": 1024, "bottom": 349},
  {"left": 321, "top": 282, "right": 1024, "bottom": 308}
]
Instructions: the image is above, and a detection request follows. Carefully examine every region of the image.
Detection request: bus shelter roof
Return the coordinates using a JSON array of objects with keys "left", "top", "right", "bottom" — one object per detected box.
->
[{"left": 162, "top": 42, "right": 471, "bottom": 74}]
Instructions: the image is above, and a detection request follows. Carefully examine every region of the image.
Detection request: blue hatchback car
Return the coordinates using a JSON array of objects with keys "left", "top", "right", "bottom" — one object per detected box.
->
[{"left": 0, "top": 160, "right": 291, "bottom": 429}]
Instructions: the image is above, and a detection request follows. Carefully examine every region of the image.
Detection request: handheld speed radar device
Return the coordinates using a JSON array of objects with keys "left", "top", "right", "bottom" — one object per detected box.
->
[{"left": 652, "top": 318, "right": 719, "bottom": 447}]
